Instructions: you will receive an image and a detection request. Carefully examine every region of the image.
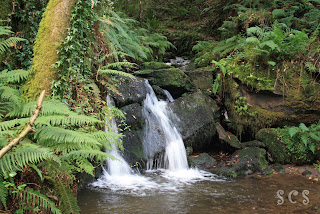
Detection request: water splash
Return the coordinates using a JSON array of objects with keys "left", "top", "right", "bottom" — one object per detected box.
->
[
  {"left": 143, "top": 81, "right": 188, "bottom": 171},
  {"left": 92, "top": 95, "right": 157, "bottom": 192}
]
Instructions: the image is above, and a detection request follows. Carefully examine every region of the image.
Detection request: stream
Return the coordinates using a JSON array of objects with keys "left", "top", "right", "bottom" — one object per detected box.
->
[
  {"left": 78, "top": 172, "right": 320, "bottom": 213},
  {"left": 78, "top": 76, "right": 320, "bottom": 214}
]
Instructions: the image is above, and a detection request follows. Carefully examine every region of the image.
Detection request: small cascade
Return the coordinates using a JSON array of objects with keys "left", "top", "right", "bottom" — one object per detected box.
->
[
  {"left": 142, "top": 80, "right": 188, "bottom": 171},
  {"left": 91, "top": 95, "right": 156, "bottom": 192},
  {"left": 104, "top": 95, "right": 133, "bottom": 176}
]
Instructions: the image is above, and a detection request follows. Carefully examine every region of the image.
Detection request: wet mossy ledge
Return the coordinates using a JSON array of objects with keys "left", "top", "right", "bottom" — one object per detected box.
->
[{"left": 23, "top": 0, "right": 76, "bottom": 98}]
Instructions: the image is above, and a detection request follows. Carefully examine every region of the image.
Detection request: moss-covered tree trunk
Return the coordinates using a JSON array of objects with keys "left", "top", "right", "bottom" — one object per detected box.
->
[{"left": 23, "top": 0, "right": 76, "bottom": 98}]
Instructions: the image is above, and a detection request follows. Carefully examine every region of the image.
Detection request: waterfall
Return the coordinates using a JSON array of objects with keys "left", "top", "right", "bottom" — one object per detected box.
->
[
  {"left": 143, "top": 80, "right": 189, "bottom": 171},
  {"left": 104, "top": 95, "right": 133, "bottom": 176},
  {"left": 91, "top": 95, "right": 157, "bottom": 192}
]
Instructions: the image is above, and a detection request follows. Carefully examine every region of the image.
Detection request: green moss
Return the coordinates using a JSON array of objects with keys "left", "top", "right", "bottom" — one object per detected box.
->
[
  {"left": 142, "top": 61, "right": 171, "bottom": 69},
  {"left": 135, "top": 67, "right": 193, "bottom": 91},
  {"left": 256, "top": 128, "right": 291, "bottom": 164},
  {"left": 23, "top": 0, "right": 76, "bottom": 98}
]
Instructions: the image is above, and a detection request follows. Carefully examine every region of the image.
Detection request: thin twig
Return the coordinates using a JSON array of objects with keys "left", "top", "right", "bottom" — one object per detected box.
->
[{"left": 0, "top": 90, "right": 46, "bottom": 159}]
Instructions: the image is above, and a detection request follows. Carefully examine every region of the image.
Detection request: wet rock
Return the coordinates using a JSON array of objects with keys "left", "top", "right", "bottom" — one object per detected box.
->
[
  {"left": 120, "top": 103, "right": 144, "bottom": 131},
  {"left": 215, "top": 122, "right": 242, "bottom": 149},
  {"left": 186, "top": 146, "right": 193, "bottom": 156},
  {"left": 185, "top": 67, "right": 214, "bottom": 95},
  {"left": 122, "top": 130, "right": 146, "bottom": 167},
  {"left": 134, "top": 67, "right": 193, "bottom": 98},
  {"left": 188, "top": 153, "right": 216, "bottom": 170},
  {"left": 210, "top": 147, "right": 268, "bottom": 177},
  {"left": 168, "top": 91, "right": 220, "bottom": 151},
  {"left": 256, "top": 128, "right": 291, "bottom": 164},
  {"left": 114, "top": 77, "right": 148, "bottom": 107}
]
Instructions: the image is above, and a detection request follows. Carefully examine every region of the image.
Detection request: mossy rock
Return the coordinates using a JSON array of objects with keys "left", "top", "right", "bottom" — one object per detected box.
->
[
  {"left": 215, "top": 122, "right": 242, "bottom": 149},
  {"left": 210, "top": 147, "right": 268, "bottom": 177},
  {"left": 185, "top": 67, "right": 214, "bottom": 95},
  {"left": 134, "top": 67, "right": 193, "bottom": 98},
  {"left": 188, "top": 153, "right": 216, "bottom": 170},
  {"left": 114, "top": 77, "right": 148, "bottom": 107},
  {"left": 120, "top": 103, "right": 144, "bottom": 131},
  {"left": 122, "top": 130, "right": 146, "bottom": 168},
  {"left": 142, "top": 61, "right": 171, "bottom": 70},
  {"left": 168, "top": 91, "right": 220, "bottom": 151},
  {"left": 241, "top": 140, "right": 266, "bottom": 148},
  {"left": 256, "top": 128, "right": 291, "bottom": 164}
]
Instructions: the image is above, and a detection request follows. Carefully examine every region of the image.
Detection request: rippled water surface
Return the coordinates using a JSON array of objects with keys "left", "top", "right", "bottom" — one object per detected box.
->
[{"left": 78, "top": 172, "right": 320, "bottom": 214}]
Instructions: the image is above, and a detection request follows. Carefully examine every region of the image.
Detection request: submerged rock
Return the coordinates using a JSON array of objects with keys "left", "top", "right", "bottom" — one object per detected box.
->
[
  {"left": 168, "top": 91, "right": 220, "bottom": 151},
  {"left": 188, "top": 153, "right": 216, "bottom": 170}
]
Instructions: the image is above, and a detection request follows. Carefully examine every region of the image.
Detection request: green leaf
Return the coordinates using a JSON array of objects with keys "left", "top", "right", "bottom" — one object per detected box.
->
[{"left": 299, "top": 123, "right": 309, "bottom": 132}]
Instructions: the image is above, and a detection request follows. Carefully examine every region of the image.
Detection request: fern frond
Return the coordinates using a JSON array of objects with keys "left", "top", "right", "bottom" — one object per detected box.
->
[
  {"left": 0, "top": 86, "right": 21, "bottom": 104},
  {"left": 61, "top": 149, "right": 115, "bottom": 162},
  {"left": 101, "top": 61, "right": 137, "bottom": 70},
  {"left": 0, "top": 176, "right": 7, "bottom": 209},
  {"left": 0, "top": 69, "right": 31, "bottom": 84},
  {"left": 52, "top": 180, "right": 80, "bottom": 214},
  {"left": 35, "top": 113, "right": 103, "bottom": 126},
  {"left": 13, "top": 187, "right": 62, "bottom": 214},
  {"left": 98, "top": 69, "right": 135, "bottom": 79},
  {"left": 36, "top": 127, "right": 102, "bottom": 146},
  {"left": 0, "top": 37, "right": 26, "bottom": 54},
  {"left": 0, "top": 144, "right": 60, "bottom": 177},
  {"left": 7, "top": 100, "right": 71, "bottom": 118},
  {"left": 0, "top": 118, "right": 29, "bottom": 131}
]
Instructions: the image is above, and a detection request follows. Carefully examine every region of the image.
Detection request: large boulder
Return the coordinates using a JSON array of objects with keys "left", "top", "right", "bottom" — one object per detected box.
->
[
  {"left": 121, "top": 130, "right": 146, "bottom": 167},
  {"left": 210, "top": 147, "right": 268, "bottom": 177},
  {"left": 188, "top": 153, "right": 216, "bottom": 170},
  {"left": 185, "top": 67, "right": 214, "bottom": 95},
  {"left": 168, "top": 91, "right": 220, "bottom": 151},
  {"left": 113, "top": 77, "right": 148, "bottom": 107},
  {"left": 256, "top": 128, "right": 291, "bottom": 164},
  {"left": 134, "top": 67, "right": 193, "bottom": 98}
]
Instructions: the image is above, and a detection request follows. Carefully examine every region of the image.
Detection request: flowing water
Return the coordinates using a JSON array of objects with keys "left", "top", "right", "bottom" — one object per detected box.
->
[{"left": 83, "top": 86, "right": 320, "bottom": 214}]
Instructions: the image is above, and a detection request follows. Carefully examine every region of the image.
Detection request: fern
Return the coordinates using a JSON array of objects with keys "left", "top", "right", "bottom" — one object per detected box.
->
[
  {"left": 0, "top": 144, "right": 60, "bottom": 177},
  {"left": 13, "top": 187, "right": 62, "bottom": 214},
  {"left": 62, "top": 149, "right": 115, "bottom": 162},
  {"left": 0, "top": 25, "right": 26, "bottom": 54},
  {"left": 51, "top": 179, "right": 80, "bottom": 214},
  {"left": 35, "top": 113, "right": 103, "bottom": 126},
  {"left": 0, "top": 118, "right": 29, "bottom": 131},
  {"left": 97, "top": 69, "right": 135, "bottom": 79},
  {"left": 0, "top": 176, "right": 7, "bottom": 209},
  {"left": 0, "top": 69, "right": 31, "bottom": 84},
  {"left": 36, "top": 127, "right": 102, "bottom": 146},
  {"left": 7, "top": 100, "right": 71, "bottom": 118},
  {"left": 0, "top": 85, "right": 21, "bottom": 104}
]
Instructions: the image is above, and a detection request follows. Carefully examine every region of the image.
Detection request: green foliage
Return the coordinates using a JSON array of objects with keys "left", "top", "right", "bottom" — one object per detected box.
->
[
  {"left": 0, "top": 25, "right": 26, "bottom": 54},
  {"left": 12, "top": 186, "right": 62, "bottom": 214},
  {"left": 277, "top": 122, "right": 320, "bottom": 161}
]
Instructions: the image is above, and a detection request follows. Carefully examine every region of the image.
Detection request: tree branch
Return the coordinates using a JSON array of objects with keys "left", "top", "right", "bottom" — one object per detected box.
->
[{"left": 0, "top": 90, "right": 46, "bottom": 159}]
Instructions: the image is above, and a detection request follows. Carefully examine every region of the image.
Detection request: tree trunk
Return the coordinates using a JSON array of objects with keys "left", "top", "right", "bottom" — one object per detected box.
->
[{"left": 23, "top": 0, "right": 76, "bottom": 98}]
